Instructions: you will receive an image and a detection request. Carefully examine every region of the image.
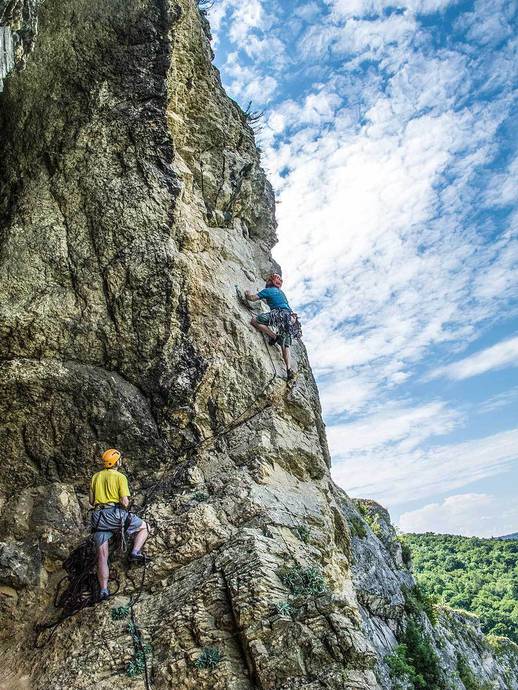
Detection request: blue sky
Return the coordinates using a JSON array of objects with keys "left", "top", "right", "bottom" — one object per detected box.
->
[{"left": 208, "top": 0, "right": 518, "bottom": 536}]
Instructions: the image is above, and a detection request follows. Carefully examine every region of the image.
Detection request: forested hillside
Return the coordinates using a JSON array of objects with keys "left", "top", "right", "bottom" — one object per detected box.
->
[{"left": 404, "top": 533, "right": 518, "bottom": 643}]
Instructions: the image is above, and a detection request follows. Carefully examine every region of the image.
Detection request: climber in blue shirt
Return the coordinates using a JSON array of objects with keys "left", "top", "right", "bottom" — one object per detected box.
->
[{"left": 245, "top": 273, "right": 297, "bottom": 381}]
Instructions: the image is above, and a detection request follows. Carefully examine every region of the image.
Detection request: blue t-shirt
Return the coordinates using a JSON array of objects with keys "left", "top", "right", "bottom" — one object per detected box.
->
[{"left": 257, "top": 287, "right": 291, "bottom": 311}]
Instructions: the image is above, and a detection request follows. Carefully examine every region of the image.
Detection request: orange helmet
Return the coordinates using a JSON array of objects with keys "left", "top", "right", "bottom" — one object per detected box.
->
[
  {"left": 102, "top": 448, "right": 121, "bottom": 468},
  {"left": 268, "top": 273, "right": 283, "bottom": 288}
]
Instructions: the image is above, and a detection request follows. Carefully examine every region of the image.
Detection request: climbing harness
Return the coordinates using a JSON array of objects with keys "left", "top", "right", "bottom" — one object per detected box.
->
[{"left": 268, "top": 307, "right": 302, "bottom": 342}]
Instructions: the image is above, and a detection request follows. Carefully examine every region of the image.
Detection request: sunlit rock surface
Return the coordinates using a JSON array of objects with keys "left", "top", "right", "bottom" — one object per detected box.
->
[{"left": 0, "top": 1, "right": 516, "bottom": 688}]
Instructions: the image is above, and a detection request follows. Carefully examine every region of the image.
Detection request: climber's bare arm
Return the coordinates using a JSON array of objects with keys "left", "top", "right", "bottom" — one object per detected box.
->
[
  {"left": 89, "top": 488, "right": 94, "bottom": 506},
  {"left": 120, "top": 495, "right": 130, "bottom": 509},
  {"left": 245, "top": 290, "right": 260, "bottom": 301}
]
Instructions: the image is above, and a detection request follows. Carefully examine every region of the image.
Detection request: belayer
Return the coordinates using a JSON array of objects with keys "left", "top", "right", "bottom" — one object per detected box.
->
[
  {"left": 89, "top": 448, "right": 150, "bottom": 601},
  {"left": 245, "top": 273, "right": 301, "bottom": 381}
]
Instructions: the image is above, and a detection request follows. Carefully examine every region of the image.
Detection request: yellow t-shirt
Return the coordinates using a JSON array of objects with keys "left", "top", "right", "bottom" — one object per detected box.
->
[{"left": 91, "top": 469, "right": 130, "bottom": 505}]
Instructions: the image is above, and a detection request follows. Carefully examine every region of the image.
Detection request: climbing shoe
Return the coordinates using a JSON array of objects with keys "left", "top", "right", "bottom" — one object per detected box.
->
[
  {"left": 286, "top": 369, "right": 296, "bottom": 382},
  {"left": 99, "top": 589, "right": 110, "bottom": 602},
  {"left": 129, "top": 552, "right": 152, "bottom": 565},
  {"left": 268, "top": 335, "right": 279, "bottom": 346}
]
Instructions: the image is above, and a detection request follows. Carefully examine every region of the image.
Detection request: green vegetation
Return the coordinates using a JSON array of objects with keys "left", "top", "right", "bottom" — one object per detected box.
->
[
  {"left": 385, "top": 619, "right": 446, "bottom": 689},
  {"left": 349, "top": 514, "right": 367, "bottom": 539},
  {"left": 127, "top": 650, "right": 147, "bottom": 678},
  {"left": 279, "top": 565, "right": 327, "bottom": 597},
  {"left": 111, "top": 605, "right": 130, "bottom": 620},
  {"left": 294, "top": 525, "right": 311, "bottom": 544},
  {"left": 386, "top": 643, "right": 426, "bottom": 689},
  {"left": 356, "top": 503, "right": 383, "bottom": 537},
  {"left": 194, "top": 647, "right": 223, "bottom": 670},
  {"left": 402, "top": 584, "right": 438, "bottom": 625},
  {"left": 126, "top": 621, "right": 152, "bottom": 678},
  {"left": 274, "top": 601, "right": 294, "bottom": 616},
  {"left": 397, "top": 535, "right": 413, "bottom": 567},
  {"left": 112, "top": 605, "right": 151, "bottom": 678},
  {"left": 403, "top": 533, "right": 518, "bottom": 643},
  {"left": 456, "top": 656, "right": 492, "bottom": 690},
  {"left": 486, "top": 634, "right": 518, "bottom": 655}
]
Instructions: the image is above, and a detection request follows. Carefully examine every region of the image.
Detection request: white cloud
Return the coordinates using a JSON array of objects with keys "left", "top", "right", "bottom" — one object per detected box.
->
[
  {"left": 328, "top": 0, "right": 456, "bottom": 20},
  {"left": 332, "top": 428, "right": 518, "bottom": 505},
  {"left": 399, "top": 493, "right": 518, "bottom": 537},
  {"left": 456, "top": 0, "right": 516, "bottom": 48},
  {"left": 228, "top": 0, "right": 268, "bottom": 43},
  {"left": 327, "top": 401, "right": 461, "bottom": 453},
  {"left": 477, "top": 387, "right": 518, "bottom": 415},
  {"left": 223, "top": 51, "right": 279, "bottom": 104},
  {"left": 428, "top": 335, "right": 518, "bottom": 381},
  {"left": 483, "top": 156, "right": 518, "bottom": 208},
  {"left": 269, "top": 96, "right": 515, "bottom": 410},
  {"left": 294, "top": 2, "right": 321, "bottom": 21},
  {"left": 318, "top": 373, "right": 379, "bottom": 415},
  {"left": 472, "top": 230, "right": 518, "bottom": 302}
]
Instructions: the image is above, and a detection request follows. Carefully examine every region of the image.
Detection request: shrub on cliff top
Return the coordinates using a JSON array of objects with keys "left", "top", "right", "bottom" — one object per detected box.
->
[{"left": 386, "top": 617, "right": 446, "bottom": 690}]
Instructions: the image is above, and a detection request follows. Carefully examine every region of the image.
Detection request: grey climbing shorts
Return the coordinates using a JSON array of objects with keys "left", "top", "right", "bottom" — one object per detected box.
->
[{"left": 90, "top": 506, "right": 143, "bottom": 548}]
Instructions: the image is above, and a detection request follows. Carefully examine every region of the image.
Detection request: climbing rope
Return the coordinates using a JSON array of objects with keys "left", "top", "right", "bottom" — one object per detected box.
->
[
  {"left": 125, "top": 560, "right": 151, "bottom": 689},
  {"left": 34, "top": 535, "right": 121, "bottom": 648}
]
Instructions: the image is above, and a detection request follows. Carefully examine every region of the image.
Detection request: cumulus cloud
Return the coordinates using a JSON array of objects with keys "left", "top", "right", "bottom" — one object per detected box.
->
[
  {"left": 399, "top": 493, "right": 518, "bottom": 537},
  {"left": 262, "top": 5, "right": 518, "bottom": 422}
]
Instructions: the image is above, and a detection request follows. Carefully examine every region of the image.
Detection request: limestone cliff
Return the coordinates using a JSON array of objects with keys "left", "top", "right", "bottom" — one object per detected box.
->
[{"left": 0, "top": 1, "right": 516, "bottom": 689}]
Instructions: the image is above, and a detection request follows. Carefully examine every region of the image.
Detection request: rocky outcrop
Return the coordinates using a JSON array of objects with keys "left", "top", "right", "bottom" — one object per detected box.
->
[
  {"left": 0, "top": 1, "right": 516, "bottom": 688},
  {"left": 346, "top": 498, "right": 518, "bottom": 689},
  {"left": 0, "top": 0, "right": 40, "bottom": 90}
]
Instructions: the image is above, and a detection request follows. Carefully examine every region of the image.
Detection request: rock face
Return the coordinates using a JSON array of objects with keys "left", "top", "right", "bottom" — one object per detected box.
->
[
  {"left": 0, "top": 1, "right": 516, "bottom": 689},
  {"left": 0, "top": 0, "right": 40, "bottom": 91}
]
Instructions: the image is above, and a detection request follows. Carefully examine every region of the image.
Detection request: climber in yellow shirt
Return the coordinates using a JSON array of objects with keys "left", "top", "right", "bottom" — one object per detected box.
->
[{"left": 89, "top": 448, "right": 150, "bottom": 601}]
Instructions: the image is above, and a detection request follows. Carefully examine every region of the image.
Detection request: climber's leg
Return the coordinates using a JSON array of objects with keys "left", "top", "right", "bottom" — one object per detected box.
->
[
  {"left": 278, "top": 330, "right": 295, "bottom": 380},
  {"left": 97, "top": 541, "right": 110, "bottom": 591},
  {"left": 251, "top": 313, "right": 277, "bottom": 340},
  {"left": 281, "top": 344, "right": 292, "bottom": 374},
  {"left": 126, "top": 514, "right": 151, "bottom": 564},
  {"left": 131, "top": 521, "right": 149, "bottom": 554}
]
